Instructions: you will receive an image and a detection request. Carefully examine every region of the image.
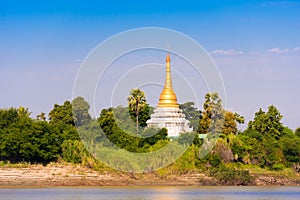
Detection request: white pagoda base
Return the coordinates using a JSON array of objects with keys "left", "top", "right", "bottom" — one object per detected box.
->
[{"left": 146, "top": 107, "right": 193, "bottom": 137}]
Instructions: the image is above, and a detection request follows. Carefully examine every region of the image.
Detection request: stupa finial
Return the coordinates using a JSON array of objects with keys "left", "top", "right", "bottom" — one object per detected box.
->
[{"left": 157, "top": 51, "right": 179, "bottom": 108}]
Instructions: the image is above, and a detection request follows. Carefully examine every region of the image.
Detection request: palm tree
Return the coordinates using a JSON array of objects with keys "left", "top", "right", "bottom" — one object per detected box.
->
[{"left": 127, "top": 88, "right": 146, "bottom": 135}]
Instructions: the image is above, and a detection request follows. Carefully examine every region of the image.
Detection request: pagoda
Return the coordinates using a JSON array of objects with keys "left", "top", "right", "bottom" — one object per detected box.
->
[{"left": 146, "top": 53, "right": 192, "bottom": 137}]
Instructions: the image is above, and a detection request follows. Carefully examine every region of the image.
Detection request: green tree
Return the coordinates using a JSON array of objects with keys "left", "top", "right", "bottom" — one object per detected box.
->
[
  {"left": 0, "top": 108, "right": 18, "bottom": 129},
  {"left": 279, "top": 134, "right": 300, "bottom": 164},
  {"left": 198, "top": 93, "right": 225, "bottom": 135},
  {"left": 295, "top": 127, "right": 300, "bottom": 138},
  {"left": 17, "top": 106, "right": 31, "bottom": 118},
  {"left": 139, "top": 128, "right": 168, "bottom": 147},
  {"left": 248, "top": 105, "right": 284, "bottom": 139},
  {"left": 113, "top": 106, "right": 136, "bottom": 134},
  {"left": 234, "top": 113, "right": 245, "bottom": 124},
  {"left": 61, "top": 140, "right": 88, "bottom": 164},
  {"left": 98, "top": 108, "right": 115, "bottom": 137},
  {"left": 109, "top": 124, "right": 139, "bottom": 152},
  {"left": 48, "top": 101, "right": 78, "bottom": 143},
  {"left": 262, "top": 138, "right": 284, "bottom": 168},
  {"left": 36, "top": 112, "right": 46, "bottom": 121},
  {"left": 127, "top": 88, "right": 146, "bottom": 134},
  {"left": 98, "top": 107, "right": 139, "bottom": 152},
  {"left": 179, "top": 102, "right": 201, "bottom": 130},
  {"left": 0, "top": 107, "right": 32, "bottom": 162},
  {"left": 78, "top": 120, "right": 109, "bottom": 146},
  {"left": 49, "top": 101, "right": 75, "bottom": 125},
  {"left": 137, "top": 104, "right": 153, "bottom": 128},
  {"left": 177, "top": 132, "right": 202, "bottom": 147},
  {"left": 31, "top": 120, "right": 60, "bottom": 163},
  {"left": 0, "top": 107, "right": 60, "bottom": 163},
  {"left": 233, "top": 129, "right": 267, "bottom": 165},
  {"left": 72, "top": 96, "right": 92, "bottom": 126},
  {"left": 222, "top": 111, "right": 244, "bottom": 135}
]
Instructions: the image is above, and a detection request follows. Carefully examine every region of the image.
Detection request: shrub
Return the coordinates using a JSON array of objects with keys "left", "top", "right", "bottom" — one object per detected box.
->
[
  {"left": 61, "top": 140, "right": 87, "bottom": 163},
  {"left": 279, "top": 136, "right": 300, "bottom": 163},
  {"left": 209, "top": 154, "right": 222, "bottom": 167},
  {"left": 271, "top": 163, "right": 285, "bottom": 171},
  {"left": 209, "top": 165, "right": 252, "bottom": 185}
]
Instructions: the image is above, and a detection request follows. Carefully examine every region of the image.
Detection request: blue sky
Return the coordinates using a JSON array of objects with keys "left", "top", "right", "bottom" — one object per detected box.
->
[{"left": 1, "top": 0, "right": 300, "bottom": 129}]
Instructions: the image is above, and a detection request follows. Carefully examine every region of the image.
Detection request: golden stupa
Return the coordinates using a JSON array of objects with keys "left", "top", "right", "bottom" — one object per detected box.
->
[
  {"left": 146, "top": 52, "right": 192, "bottom": 137},
  {"left": 157, "top": 53, "right": 179, "bottom": 108}
]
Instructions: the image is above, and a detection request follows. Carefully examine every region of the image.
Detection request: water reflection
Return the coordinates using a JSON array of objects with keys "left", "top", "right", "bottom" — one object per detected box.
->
[
  {"left": 150, "top": 187, "right": 182, "bottom": 200},
  {"left": 0, "top": 186, "right": 299, "bottom": 200}
]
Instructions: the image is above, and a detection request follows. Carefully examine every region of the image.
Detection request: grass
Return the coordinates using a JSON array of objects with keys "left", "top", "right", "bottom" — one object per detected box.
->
[
  {"left": 224, "top": 162, "right": 300, "bottom": 180},
  {"left": 0, "top": 161, "right": 31, "bottom": 168}
]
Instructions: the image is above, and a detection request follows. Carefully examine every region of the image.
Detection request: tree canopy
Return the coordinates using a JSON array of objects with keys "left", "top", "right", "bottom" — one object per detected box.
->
[
  {"left": 198, "top": 93, "right": 244, "bottom": 135},
  {"left": 72, "top": 96, "right": 92, "bottom": 126},
  {"left": 0, "top": 92, "right": 299, "bottom": 175},
  {"left": 127, "top": 88, "right": 147, "bottom": 134},
  {"left": 248, "top": 105, "right": 284, "bottom": 139},
  {"left": 179, "top": 102, "right": 201, "bottom": 131}
]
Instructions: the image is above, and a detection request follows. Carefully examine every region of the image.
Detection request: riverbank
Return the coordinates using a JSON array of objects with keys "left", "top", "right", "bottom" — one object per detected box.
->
[
  {"left": 0, "top": 162, "right": 204, "bottom": 187},
  {"left": 0, "top": 162, "right": 300, "bottom": 187}
]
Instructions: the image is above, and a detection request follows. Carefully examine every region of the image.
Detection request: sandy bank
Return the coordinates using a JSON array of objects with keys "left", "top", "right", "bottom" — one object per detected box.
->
[{"left": 0, "top": 163, "right": 299, "bottom": 187}]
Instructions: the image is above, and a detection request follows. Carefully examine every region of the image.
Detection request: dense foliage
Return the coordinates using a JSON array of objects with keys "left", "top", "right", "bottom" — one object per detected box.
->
[
  {"left": 0, "top": 91, "right": 299, "bottom": 184},
  {"left": 0, "top": 107, "right": 60, "bottom": 163}
]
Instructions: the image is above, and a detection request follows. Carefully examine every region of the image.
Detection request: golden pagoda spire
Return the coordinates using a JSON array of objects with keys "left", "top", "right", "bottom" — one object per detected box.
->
[{"left": 157, "top": 52, "right": 179, "bottom": 108}]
